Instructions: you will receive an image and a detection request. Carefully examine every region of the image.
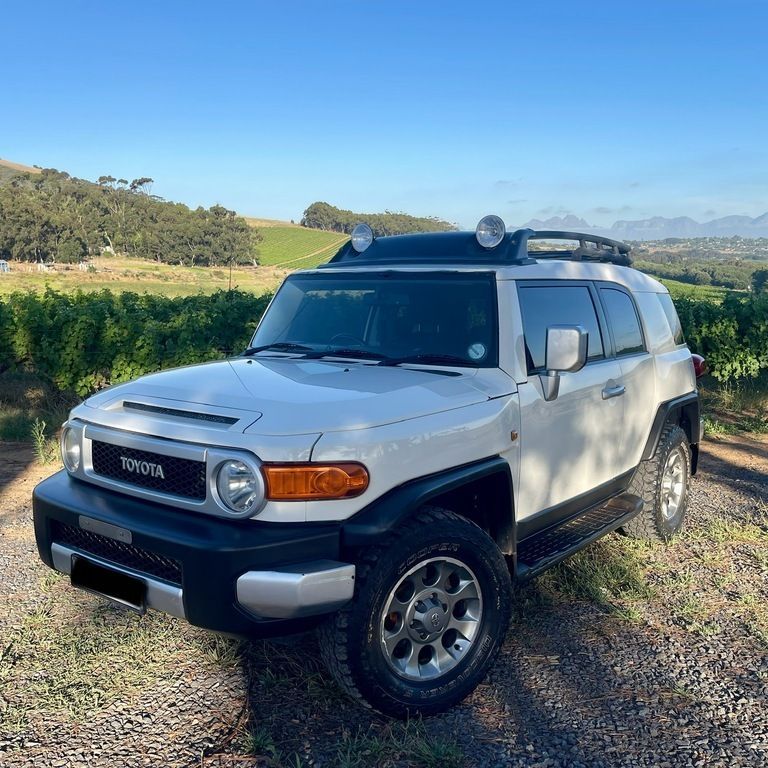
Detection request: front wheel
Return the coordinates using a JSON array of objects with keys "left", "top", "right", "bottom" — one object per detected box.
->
[{"left": 317, "top": 507, "right": 511, "bottom": 717}]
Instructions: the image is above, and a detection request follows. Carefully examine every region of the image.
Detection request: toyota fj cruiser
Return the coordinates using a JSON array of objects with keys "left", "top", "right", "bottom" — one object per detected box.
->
[{"left": 33, "top": 217, "right": 703, "bottom": 717}]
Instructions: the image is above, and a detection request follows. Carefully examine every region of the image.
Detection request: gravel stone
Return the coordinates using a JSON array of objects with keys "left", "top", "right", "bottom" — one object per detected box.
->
[{"left": 1, "top": 436, "right": 766, "bottom": 767}]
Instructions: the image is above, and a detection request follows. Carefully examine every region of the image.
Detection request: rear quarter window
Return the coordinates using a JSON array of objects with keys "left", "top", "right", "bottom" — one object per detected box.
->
[{"left": 657, "top": 293, "right": 685, "bottom": 345}]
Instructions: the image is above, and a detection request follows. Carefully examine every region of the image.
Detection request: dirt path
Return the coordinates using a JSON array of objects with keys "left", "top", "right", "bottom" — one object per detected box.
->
[{"left": 1, "top": 436, "right": 766, "bottom": 767}]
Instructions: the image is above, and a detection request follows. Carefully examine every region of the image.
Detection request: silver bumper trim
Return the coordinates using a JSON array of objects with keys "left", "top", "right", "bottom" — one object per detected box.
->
[
  {"left": 50, "top": 543, "right": 186, "bottom": 619},
  {"left": 236, "top": 560, "right": 356, "bottom": 619}
]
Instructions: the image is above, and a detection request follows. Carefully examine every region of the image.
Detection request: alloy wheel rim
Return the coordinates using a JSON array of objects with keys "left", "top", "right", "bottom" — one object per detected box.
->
[
  {"left": 379, "top": 557, "right": 483, "bottom": 681},
  {"left": 661, "top": 447, "right": 687, "bottom": 521}
]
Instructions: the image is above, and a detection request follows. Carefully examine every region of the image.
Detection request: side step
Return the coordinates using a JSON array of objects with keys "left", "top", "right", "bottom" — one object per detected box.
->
[{"left": 516, "top": 494, "right": 643, "bottom": 581}]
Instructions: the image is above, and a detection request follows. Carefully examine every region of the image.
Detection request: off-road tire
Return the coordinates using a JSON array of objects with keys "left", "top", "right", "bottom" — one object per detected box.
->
[
  {"left": 317, "top": 506, "right": 512, "bottom": 718},
  {"left": 623, "top": 423, "right": 691, "bottom": 542}
]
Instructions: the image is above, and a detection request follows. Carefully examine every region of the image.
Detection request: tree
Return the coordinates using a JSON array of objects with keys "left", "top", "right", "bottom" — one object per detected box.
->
[
  {"left": 301, "top": 201, "right": 457, "bottom": 235},
  {"left": 130, "top": 177, "right": 154, "bottom": 195},
  {"left": 0, "top": 168, "right": 261, "bottom": 266},
  {"left": 751, "top": 269, "right": 768, "bottom": 293}
]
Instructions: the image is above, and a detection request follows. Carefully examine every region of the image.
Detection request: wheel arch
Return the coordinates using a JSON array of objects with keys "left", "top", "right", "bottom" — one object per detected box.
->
[
  {"left": 642, "top": 392, "right": 701, "bottom": 474},
  {"left": 340, "top": 457, "right": 515, "bottom": 555}
]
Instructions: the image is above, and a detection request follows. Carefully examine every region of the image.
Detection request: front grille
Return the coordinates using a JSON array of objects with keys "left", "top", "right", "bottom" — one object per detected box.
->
[
  {"left": 52, "top": 521, "right": 183, "bottom": 585},
  {"left": 91, "top": 441, "right": 207, "bottom": 501}
]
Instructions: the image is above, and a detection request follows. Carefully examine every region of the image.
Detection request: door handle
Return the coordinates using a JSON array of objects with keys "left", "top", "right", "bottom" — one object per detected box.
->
[{"left": 602, "top": 383, "right": 625, "bottom": 400}]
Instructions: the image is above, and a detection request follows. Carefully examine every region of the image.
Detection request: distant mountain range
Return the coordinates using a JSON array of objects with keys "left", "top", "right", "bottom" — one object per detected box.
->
[{"left": 519, "top": 213, "right": 768, "bottom": 241}]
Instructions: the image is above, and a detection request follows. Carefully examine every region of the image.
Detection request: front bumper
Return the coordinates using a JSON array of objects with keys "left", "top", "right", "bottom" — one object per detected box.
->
[{"left": 33, "top": 471, "right": 355, "bottom": 637}]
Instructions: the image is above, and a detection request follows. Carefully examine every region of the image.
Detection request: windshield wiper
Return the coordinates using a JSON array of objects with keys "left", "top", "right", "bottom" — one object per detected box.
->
[
  {"left": 303, "top": 348, "right": 390, "bottom": 361},
  {"left": 242, "top": 342, "right": 313, "bottom": 357},
  {"left": 378, "top": 353, "right": 472, "bottom": 367}
]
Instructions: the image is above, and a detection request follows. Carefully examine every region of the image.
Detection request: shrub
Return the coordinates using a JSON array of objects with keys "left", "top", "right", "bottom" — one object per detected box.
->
[
  {"left": 1, "top": 284, "right": 767, "bottom": 398},
  {"left": 676, "top": 292, "right": 768, "bottom": 383},
  {"left": 0, "top": 289, "right": 272, "bottom": 396}
]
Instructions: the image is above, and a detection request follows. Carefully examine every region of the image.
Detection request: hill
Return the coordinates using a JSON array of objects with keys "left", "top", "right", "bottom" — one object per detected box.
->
[
  {"left": 256, "top": 226, "right": 348, "bottom": 268},
  {"left": 0, "top": 158, "right": 41, "bottom": 183},
  {"left": 301, "top": 201, "right": 456, "bottom": 236},
  {"left": 0, "top": 166, "right": 258, "bottom": 266},
  {"left": 0, "top": 158, "right": 348, "bottom": 270},
  {"left": 242, "top": 216, "right": 299, "bottom": 228},
  {"left": 521, "top": 212, "right": 768, "bottom": 240}
]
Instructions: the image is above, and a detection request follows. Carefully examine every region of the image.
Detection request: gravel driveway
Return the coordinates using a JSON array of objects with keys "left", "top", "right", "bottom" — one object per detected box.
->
[{"left": 1, "top": 436, "right": 766, "bottom": 768}]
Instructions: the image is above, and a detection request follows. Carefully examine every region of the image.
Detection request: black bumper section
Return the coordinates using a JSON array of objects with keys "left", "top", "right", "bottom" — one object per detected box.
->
[{"left": 33, "top": 471, "right": 342, "bottom": 638}]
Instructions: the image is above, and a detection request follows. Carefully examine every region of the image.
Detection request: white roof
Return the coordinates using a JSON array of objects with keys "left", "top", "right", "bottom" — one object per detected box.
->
[{"left": 303, "top": 259, "right": 666, "bottom": 294}]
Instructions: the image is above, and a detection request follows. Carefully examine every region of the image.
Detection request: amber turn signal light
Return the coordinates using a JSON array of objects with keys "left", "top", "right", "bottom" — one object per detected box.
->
[{"left": 262, "top": 463, "right": 369, "bottom": 500}]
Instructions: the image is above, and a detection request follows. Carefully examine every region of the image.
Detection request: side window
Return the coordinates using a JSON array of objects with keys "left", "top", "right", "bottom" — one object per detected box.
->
[
  {"left": 518, "top": 284, "right": 605, "bottom": 372},
  {"left": 657, "top": 292, "right": 685, "bottom": 345},
  {"left": 600, "top": 288, "right": 644, "bottom": 356}
]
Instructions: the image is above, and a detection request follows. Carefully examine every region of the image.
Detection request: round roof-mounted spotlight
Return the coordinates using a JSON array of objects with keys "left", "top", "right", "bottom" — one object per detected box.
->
[
  {"left": 350, "top": 223, "right": 374, "bottom": 254},
  {"left": 475, "top": 215, "right": 506, "bottom": 249}
]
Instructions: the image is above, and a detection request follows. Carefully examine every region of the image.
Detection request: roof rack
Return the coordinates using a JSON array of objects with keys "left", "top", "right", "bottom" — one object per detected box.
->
[
  {"left": 324, "top": 228, "right": 632, "bottom": 267},
  {"left": 509, "top": 229, "right": 632, "bottom": 266}
]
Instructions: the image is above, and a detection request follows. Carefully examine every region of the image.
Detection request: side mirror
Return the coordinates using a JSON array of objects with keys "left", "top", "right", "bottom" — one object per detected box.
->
[{"left": 541, "top": 325, "right": 588, "bottom": 401}]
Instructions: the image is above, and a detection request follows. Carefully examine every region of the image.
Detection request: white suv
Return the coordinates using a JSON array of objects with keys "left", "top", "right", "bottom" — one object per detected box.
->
[{"left": 33, "top": 218, "right": 702, "bottom": 716}]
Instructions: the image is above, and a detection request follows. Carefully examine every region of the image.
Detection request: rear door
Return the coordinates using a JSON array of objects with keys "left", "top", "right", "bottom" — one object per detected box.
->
[
  {"left": 515, "top": 281, "right": 626, "bottom": 530},
  {"left": 596, "top": 283, "right": 655, "bottom": 471}
]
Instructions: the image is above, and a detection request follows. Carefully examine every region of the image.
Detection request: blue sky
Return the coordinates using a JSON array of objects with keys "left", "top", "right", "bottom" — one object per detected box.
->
[{"left": 3, "top": 1, "right": 766, "bottom": 228}]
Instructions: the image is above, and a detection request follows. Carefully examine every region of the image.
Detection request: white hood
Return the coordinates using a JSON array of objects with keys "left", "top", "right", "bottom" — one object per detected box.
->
[{"left": 82, "top": 357, "right": 513, "bottom": 436}]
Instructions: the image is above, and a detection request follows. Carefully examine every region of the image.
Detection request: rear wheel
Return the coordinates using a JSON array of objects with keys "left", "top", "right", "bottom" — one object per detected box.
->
[
  {"left": 317, "top": 507, "right": 511, "bottom": 717},
  {"left": 623, "top": 423, "right": 691, "bottom": 541}
]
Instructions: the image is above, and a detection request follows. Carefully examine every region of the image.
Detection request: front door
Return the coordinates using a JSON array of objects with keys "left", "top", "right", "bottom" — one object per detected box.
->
[{"left": 515, "top": 281, "right": 626, "bottom": 531}]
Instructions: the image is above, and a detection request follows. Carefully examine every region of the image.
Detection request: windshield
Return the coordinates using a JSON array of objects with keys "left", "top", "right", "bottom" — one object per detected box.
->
[{"left": 250, "top": 271, "right": 498, "bottom": 367}]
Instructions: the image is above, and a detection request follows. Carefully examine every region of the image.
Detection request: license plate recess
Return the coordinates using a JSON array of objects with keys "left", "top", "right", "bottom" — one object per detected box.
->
[{"left": 71, "top": 555, "right": 147, "bottom": 614}]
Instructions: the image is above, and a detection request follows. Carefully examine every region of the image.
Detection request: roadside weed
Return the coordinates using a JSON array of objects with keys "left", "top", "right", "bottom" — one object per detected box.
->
[
  {"left": 333, "top": 721, "right": 464, "bottom": 768},
  {"left": 539, "top": 535, "right": 655, "bottom": 619},
  {"left": 30, "top": 418, "right": 58, "bottom": 464},
  {"left": 242, "top": 725, "right": 280, "bottom": 759},
  {"left": 702, "top": 416, "right": 737, "bottom": 438}
]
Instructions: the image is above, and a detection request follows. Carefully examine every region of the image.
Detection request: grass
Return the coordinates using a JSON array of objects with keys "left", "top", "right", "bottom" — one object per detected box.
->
[
  {"left": 242, "top": 726, "right": 280, "bottom": 760},
  {"left": 0, "top": 158, "right": 41, "bottom": 183},
  {"left": 1, "top": 598, "right": 182, "bottom": 727},
  {"left": 537, "top": 509, "right": 768, "bottom": 641},
  {"left": 702, "top": 415, "right": 739, "bottom": 438},
  {"left": 230, "top": 640, "right": 465, "bottom": 766},
  {"left": 537, "top": 535, "right": 656, "bottom": 621},
  {"left": 30, "top": 417, "right": 58, "bottom": 464},
  {"left": 198, "top": 635, "right": 244, "bottom": 668},
  {"left": 686, "top": 516, "right": 768, "bottom": 546},
  {"left": 0, "top": 228, "right": 346, "bottom": 297},
  {"left": 674, "top": 515, "right": 768, "bottom": 641},
  {"left": 0, "top": 371, "right": 77, "bottom": 442},
  {"left": 660, "top": 278, "right": 730, "bottom": 302},
  {"left": 701, "top": 377, "right": 768, "bottom": 436},
  {"left": 0, "top": 256, "right": 284, "bottom": 297},
  {"left": 323, "top": 721, "right": 463, "bottom": 768},
  {"left": 238, "top": 720, "right": 465, "bottom": 768},
  {"left": 255, "top": 225, "right": 349, "bottom": 268}
]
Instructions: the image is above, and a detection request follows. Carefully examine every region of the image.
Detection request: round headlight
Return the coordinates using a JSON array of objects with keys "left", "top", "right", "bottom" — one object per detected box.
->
[
  {"left": 216, "top": 460, "right": 263, "bottom": 515},
  {"left": 61, "top": 426, "right": 81, "bottom": 472},
  {"left": 475, "top": 215, "right": 506, "bottom": 249},
  {"left": 350, "top": 222, "right": 374, "bottom": 253}
]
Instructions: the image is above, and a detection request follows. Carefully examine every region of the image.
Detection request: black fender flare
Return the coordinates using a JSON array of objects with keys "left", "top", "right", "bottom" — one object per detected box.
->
[
  {"left": 642, "top": 392, "right": 701, "bottom": 473},
  {"left": 341, "top": 456, "right": 514, "bottom": 553}
]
